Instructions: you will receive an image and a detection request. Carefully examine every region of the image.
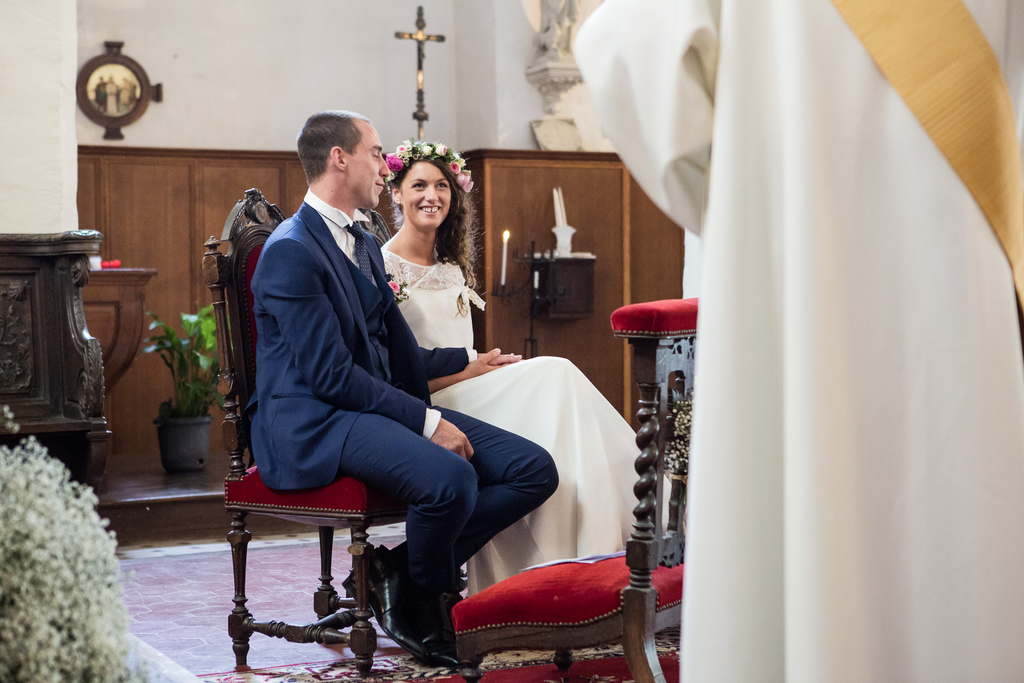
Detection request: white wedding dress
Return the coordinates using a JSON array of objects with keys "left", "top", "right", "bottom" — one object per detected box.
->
[{"left": 382, "top": 246, "right": 638, "bottom": 594}]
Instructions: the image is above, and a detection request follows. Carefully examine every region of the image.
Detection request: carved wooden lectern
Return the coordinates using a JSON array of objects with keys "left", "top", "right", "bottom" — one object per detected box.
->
[{"left": 0, "top": 231, "right": 110, "bottom": 485}]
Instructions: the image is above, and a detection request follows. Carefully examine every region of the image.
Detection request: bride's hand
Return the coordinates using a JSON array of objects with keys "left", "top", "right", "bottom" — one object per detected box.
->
[
  {"left": 426, "top": 349, "right": 522, "bottom": 393},
  {"left": 483, "top": 348, "right": 522, "bottom": 366},
  {"left": 463, "top": 348, "right": 518, "bottom": 378}
]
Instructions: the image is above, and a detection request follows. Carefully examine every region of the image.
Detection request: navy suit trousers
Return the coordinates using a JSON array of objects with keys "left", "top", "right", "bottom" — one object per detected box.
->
[{"left": 337, "top": 406, "right": 558, "bottom": 593}]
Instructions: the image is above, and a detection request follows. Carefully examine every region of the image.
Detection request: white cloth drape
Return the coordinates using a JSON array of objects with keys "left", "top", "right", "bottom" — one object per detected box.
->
[{"left": 577, "top": 1, "right": 1024, "bottom": 680}]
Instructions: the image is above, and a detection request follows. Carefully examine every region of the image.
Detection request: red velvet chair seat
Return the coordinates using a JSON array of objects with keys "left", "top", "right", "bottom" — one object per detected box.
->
[
  {"left": 610, "top": 298, "right": 699, "bottom": 338},
  {"left": 225, "top": 466, "right": 407, "bottom": 518},
  {"left": 452, "top": 557, "right": 684, "bottom": 636}
]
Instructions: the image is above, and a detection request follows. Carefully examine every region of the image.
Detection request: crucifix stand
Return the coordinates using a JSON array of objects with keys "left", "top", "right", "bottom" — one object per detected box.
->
[{"left": 395, "top": 6, "right": 445, "bottom": 140}]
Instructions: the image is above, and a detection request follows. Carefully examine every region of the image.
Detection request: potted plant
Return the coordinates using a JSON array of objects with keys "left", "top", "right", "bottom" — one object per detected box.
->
[{"left": 141, "top": 304, "right": 223, "bottom": 472}]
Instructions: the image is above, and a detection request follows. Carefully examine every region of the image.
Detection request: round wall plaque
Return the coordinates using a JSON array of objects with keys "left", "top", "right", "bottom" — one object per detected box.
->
[{"left": 76, "top": 42, "right": 162, "bottom": 140}]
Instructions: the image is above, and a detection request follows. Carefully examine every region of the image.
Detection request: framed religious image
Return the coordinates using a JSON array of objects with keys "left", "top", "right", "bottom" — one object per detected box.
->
[{"left": 76, "top": 42, "right": 162, "bottom": 140}]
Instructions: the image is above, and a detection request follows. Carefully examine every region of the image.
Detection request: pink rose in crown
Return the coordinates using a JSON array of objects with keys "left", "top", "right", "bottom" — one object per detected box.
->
[
  {"left": 389, "top": 281, "right": 400, "bottom": 294},
  {"left": 386, "top": 154, "right": 405, "bottom": 174},
  {"left": 436, "top": 144, "right": 447, "bottom": 155},
  {"left": 449, "top": 161, "right": 460, "bottom": 173},
  {"left": 456, "top": 172, "right": 474, "bottom": 193}
]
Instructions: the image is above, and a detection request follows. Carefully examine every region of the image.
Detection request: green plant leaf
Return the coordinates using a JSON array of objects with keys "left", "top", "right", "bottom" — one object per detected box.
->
[{"left": 138, "top": 306, "right": 224, "bottom": 418}]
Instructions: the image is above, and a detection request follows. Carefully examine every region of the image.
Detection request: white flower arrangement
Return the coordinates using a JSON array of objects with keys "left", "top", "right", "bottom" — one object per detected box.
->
[{"left": 0, "top": 430, "right": 144, "bottom": 683}]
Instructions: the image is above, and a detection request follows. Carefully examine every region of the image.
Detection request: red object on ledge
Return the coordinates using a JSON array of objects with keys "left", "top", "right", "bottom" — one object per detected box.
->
[
  {"left": 100, "top": 259, "right": 122, "bottom": 269},
  {"left": 610, "top": 298, "right": 698, "bottom": 338}
]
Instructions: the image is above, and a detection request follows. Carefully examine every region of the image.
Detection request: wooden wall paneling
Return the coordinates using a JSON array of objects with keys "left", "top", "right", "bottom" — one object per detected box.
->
[
  {"left": 100, "top": 157, "right": 193, "bottom": 463},
  {"left": 283, "top": 161, "right": 310, "bottom": 216},
  {"left": 75, "top": 146, "right": 684, "bottom": 476},
  {"left": 196, "top": 162, "right": 285, "bottom": 300},
  {"left": 628, "top": 177, "right": 685, "bottom": 304},
  {"left": 77, "top": 147, "right": 315, "bottom": 470},
  {"left": 467, "top": 151, "right": 628, "bottom": 414},
  {"left": 626, "top": 177, "right": 686, "bottom": 427},
  {"left": 464, "top": 150, "right": 687, "bottom": 424},
  {"left": 78, "top": 159, "right": 99, "bottom": 234}
]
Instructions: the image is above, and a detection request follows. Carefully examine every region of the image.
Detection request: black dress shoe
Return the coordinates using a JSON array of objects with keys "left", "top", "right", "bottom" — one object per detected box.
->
[
  {"left": 342, "top": 547, "right": 430, "bottom": 662},
  {"left": 421, "top": 626, "right": 459, "bottom": 668},
  {"left": 417, "top": 594, "right": 461, "bottom": 668}
]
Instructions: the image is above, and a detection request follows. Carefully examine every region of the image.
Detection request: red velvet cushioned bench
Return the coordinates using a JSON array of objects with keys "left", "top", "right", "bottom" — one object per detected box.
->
[
  {"left": 452, "top": 557, "right": 684, "bottom": 634},
  {"left": 451, "top": 297, "right": 698, "bottom": 683},
  {"left": 610, "top": 297, "right": 699, "bottom": 338}
]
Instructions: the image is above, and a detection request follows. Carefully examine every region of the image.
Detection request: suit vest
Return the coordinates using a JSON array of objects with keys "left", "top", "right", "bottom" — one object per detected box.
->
[{"left": 343, "top": 255, "right": 391, "bottom": 383}]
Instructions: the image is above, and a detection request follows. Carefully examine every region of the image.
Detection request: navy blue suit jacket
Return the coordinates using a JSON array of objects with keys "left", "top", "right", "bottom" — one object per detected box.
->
[{"left": 248, "top": 203, "right": 468, "bottom": 489}]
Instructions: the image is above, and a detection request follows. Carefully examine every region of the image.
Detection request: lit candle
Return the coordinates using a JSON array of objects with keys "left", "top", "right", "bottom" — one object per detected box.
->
[{"left": 501, "top": 230, "right": 510, "bottom": 287}]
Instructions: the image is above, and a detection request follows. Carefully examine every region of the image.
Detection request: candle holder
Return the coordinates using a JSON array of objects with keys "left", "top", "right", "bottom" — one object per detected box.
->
[
  {"left": 524, "top": 243, "right": 559, "bottom": 358},
  {"left": 486, "top": 241, "right": 558, "bottom": 358},
  {"left": 491, "top": 245, "right": 527, "bottom": 305}
]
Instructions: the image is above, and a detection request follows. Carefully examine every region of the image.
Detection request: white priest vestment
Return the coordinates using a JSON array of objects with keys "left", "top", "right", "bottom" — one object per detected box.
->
[{"left": 576, "top": 1, "right": 1024, "bottom": 681}]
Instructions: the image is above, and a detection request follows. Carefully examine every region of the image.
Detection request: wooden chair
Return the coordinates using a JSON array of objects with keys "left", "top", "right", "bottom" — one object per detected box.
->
[
  {"left": 203, "top": 188, "right": 406, "bottom": 675},
  {"left": 452, "top": 298, "right": 698, "bottom": 683}
]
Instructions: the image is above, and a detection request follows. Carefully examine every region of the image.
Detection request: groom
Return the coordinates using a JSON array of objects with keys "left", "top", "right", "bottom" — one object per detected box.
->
[{"left": 248, "top": 110, "right": 558, "bottom": 666}]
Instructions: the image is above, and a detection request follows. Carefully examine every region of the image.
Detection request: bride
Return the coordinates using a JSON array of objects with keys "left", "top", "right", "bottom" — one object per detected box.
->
[{"left": 380, "top": 139, "right": 639, "bottom": 593}]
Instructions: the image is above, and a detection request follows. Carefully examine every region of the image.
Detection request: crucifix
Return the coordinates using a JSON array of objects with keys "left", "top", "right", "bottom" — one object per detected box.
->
[{"left": 395, "top": 6, "right": 445, "bottom": 140}]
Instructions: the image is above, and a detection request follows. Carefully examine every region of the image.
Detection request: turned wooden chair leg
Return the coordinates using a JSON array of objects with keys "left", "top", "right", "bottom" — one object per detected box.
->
[
  {"left": 622, "top": 587, "right": 664, "bottom": 683},
  {"left": 227, "top": 511, "right": 254, "bottom": 666},
  {"left": 313, "top": 526, "right": 337, "bottom": 619},
  {"left": 621, "top": 340, "right": 668, "bottom": 683},
  {"left": 348, "top": 523, "right": 376, "bottom": 675},
  {"left": 459, "top": 656, "right": 484, "bottom": 683},
  {"left": 553, "top": 649, "right": 574, "bottom": 671}
]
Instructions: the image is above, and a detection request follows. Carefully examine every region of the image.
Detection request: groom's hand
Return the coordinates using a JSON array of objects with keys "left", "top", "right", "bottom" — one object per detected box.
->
[{"left": 431, "top": 418, "right": 474, "bottom": 460}]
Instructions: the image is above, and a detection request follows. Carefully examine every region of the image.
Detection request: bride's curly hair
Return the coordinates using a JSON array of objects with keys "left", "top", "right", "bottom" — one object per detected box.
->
[{"left": 388, "top": 157, "right": 478, "bottom": 293}]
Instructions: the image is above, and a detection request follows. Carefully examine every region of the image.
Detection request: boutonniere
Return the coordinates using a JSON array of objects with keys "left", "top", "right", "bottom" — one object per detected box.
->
[{"left": 386, "top": 272, "right": 410, "bottom": 303}]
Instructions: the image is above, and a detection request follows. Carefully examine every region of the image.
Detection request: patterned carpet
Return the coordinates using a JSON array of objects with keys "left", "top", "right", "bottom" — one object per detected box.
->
[{"left": 198, "top": 629, "right": 680, "bottom": 683}]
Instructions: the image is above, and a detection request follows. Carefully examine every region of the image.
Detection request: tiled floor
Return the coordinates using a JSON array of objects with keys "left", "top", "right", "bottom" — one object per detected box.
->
[{"left": 120, "top": 525, "right": 408, "bottom": 676}]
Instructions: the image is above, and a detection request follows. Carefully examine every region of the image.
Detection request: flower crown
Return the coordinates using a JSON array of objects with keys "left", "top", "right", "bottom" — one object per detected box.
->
[{"left": 385, "top": 139, "right": 474, "bottom": 192}]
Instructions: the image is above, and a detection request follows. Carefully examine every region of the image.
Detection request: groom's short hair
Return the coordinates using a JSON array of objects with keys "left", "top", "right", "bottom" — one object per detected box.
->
[{"left": 297, "top": 110, "right": 372, "bottom": 183}]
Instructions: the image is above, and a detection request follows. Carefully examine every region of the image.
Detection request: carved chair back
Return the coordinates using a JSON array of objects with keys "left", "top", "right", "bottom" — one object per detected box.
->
[{"left": 202, "top": 188, "right": 404, "bottom": 674}]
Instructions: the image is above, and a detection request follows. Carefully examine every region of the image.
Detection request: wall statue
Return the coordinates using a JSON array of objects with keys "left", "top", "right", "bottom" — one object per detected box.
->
[{"left": 533, "top": 0, "right": 579, "bottom": 67}]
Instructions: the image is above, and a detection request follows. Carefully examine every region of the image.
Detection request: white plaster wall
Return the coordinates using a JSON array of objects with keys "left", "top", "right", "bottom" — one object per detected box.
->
[
  {"left": 76, "top": 0, "right": 459, "bottom": 151},
  {"left": 453, "top": 0, "right": 498, "bottom": 150},
  {"left": 456, "top": 0, "right": 607, "bottom": 151},
  {"left": 0, "top": 0, "right": 79, "bottom": 234},
  {"left": 492, "top": 1, "right": 546, "bottom": 149},
  {"left": 76, "top": 0, "right": 613, "bottom": 154}
]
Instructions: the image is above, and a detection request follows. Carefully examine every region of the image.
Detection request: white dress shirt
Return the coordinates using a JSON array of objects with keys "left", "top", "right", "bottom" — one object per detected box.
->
[{"left": 304, "top": 189, "right": 442, "bottom": 439}]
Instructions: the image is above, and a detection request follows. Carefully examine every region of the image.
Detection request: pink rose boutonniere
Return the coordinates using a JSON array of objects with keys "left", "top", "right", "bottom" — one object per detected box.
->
[{"left": 386, "top": 273, "right": 410, "bottom": 303}]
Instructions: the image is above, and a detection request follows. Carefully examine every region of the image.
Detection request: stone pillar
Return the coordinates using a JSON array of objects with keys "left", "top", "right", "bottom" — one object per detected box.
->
[
  {"left": 0, "top": 1, "right": 108, "bottom": 485},
  {"left": 0, "top": 0, "right": 79, "bottom": 235}
]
